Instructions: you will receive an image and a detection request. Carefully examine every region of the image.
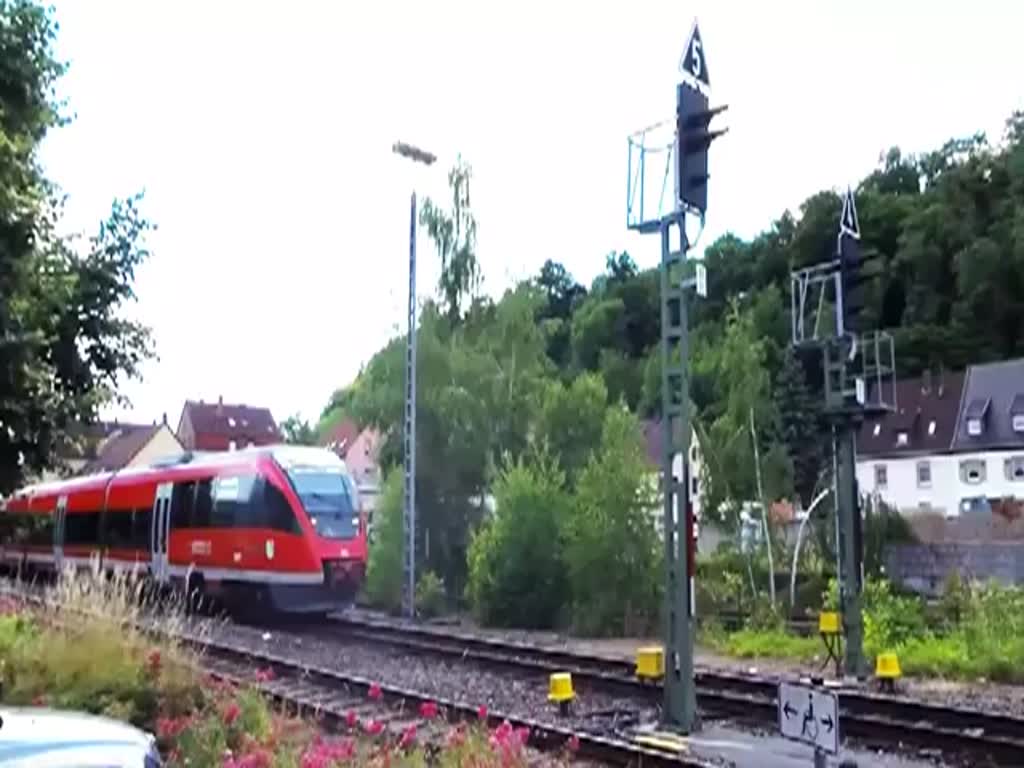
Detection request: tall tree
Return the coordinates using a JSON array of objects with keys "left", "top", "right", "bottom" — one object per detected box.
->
[
  {"left": 420, "top": 156, "right": 480, "bottom": 325},
  {"left": 0, "top": 1, "right": 155, "bottom": 493},
  {"left": 775, "top": 347, "right": 826, "bottom": 510},
  {"left": 280, "top": 414, "right": 317, "bottom": 445}
]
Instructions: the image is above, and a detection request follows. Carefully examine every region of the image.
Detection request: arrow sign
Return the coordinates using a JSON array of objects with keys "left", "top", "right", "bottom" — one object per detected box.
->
[
  {"left": 778, "top": 682, "right": 840, "bottom": 755},
  {"left": 679, "top": 20, "right": 710, "bottom": 88},
  {"left": 840, "top": 187, "right": 860, "bottom": 240}
]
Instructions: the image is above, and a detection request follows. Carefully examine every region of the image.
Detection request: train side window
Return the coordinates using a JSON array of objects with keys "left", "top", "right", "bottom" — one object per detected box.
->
[
  {"left": 29, "top": 515, "right": 52, "bottom": 547},
  {"left": 194, "top": 480, "right": 213, "bottom": 528},
  {"left": 132, "top": 506, "right": 152, "bottom": 550},
  {"left": 212, "top": 474, "right": 256, "bottom": 528},
  {"left": 264, "top": 480, "right": 300, "bottom": 534},
  {"left": 65, "top": 511, "right": 100, "bottom": 547},
  {"left": 103, "top": 509, "right": 134, "bottom": 549},
  {"left": 171, "top": 481, "right": 196, "bottom": 529}
]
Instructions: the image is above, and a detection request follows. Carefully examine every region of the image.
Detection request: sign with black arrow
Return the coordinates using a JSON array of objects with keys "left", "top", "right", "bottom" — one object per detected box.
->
[{"left": 778, "top": 681, "right": 840, "bottom": 755}]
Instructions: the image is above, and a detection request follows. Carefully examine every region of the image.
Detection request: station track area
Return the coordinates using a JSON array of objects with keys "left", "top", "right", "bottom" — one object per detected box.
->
[
  {"left": 186, "top": 633, "right": 716, "bottom": 768},
  {"left": 0, "top": 581, "right": 716, "bottom": 768},
  {"left": 324, "top": 611, "right": 1024, "bottom": 767}
]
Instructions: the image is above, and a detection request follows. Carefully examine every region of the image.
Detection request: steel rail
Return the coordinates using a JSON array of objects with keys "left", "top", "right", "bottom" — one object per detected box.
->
[
  {"left": 327, "top": 613, "right": 1024, "bottom": 766},
  {"left": 0, "top": 583, "right": 712, "bottom": 768}
]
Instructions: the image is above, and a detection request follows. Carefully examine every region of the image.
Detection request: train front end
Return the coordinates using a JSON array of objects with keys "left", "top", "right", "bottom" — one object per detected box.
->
[{"left": 271, "top": 446, "right": 367, "bottom": 613}]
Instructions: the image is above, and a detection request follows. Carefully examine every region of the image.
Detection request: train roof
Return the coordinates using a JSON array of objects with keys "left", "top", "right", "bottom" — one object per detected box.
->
[{"left": 4, "top": 444, "right": 349, "bottom": 502}]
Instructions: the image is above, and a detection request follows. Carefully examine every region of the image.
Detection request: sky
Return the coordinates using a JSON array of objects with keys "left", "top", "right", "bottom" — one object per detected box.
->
[{"left": 38, "top": 0, "right": 1024, "bottom": 429}]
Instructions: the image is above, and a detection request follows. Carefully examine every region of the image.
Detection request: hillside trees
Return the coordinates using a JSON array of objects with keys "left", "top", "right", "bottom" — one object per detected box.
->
[
  {"left": 330, "top": 108, "right": 1024, "bottom": 629},
  {"left": 0, "top": 0, "right": 155, "bottom": 494}
]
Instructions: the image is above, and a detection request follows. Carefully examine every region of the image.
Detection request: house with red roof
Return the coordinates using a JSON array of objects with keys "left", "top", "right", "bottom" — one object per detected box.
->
[
  {"left": 176, "top": 396, "right": 281, "bottom": 452},
  {"left": 34, "top": 416, "right": 183, "bottom": 483}
]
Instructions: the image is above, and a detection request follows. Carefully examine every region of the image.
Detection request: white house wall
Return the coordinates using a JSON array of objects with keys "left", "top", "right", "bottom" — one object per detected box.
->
[{"left": 857, "top": 448, "right": 1024, "bottom": 517}]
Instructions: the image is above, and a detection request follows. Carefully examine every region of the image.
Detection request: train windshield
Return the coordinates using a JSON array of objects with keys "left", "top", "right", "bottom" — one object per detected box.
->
[{"left": 285, "top": 465, "right": 359, "bottom": 539}]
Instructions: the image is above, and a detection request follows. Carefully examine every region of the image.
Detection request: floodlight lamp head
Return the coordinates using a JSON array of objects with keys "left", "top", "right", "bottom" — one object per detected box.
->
[{"left": 392, "top": 141, "right": 437, "bottom": 166}]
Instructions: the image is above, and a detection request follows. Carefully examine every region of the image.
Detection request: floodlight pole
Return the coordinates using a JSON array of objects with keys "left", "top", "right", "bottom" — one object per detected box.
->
[{"left": 393, "top": 140, "right": 436, "bottom": 621}]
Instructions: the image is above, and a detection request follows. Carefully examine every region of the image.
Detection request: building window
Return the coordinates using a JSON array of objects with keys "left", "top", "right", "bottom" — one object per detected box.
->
[
  {"left": 928, "top": 420, "right": 936, "bottom": 436},
  {"left": 874, "top": 464, "right": 887, "bottom": 489},
  {"left": 873, "top": 424, "right": 881, "bottom": 437},
  {"left": 1013, "top": 414, "right": 1024, "bottom": 434},
  {"left": 896, "top": 432, "right": 909, "bottom": 446},
  {"left": 916, "top": 461, "right": 932, "bottom": 488},
  {"left": 691, "top": 476, "right": 699, "bottom": 496},
  {"left": 1005, "top": 456, "right": 1024, "bottom": 482},
  {"left": 959, "top": 459, "right": 986, "bottom": 485},
  {"left": 967, "top": 418, "right": 983, "bottom": 437}
]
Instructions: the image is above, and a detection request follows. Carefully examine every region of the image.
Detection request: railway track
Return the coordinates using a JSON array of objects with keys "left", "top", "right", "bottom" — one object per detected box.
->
[
  {"left": 327, "top": 612, "right": 1024, "bottom": 767},
  {"left": 0, "top": 581, "right": 712, "bottom": 768}
]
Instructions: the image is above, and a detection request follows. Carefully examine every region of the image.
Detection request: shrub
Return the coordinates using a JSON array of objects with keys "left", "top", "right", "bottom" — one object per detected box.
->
[
  {"left": 564, "top": 406, "right": 662, "bottom": 636},
  {"left": 466, "top": 449, "right": 571, "bottom": 628},
  {"left": 416, "top": 570, "right": 446, "bottom": 619},
  {"left": 364, "top": 469, "right": 404, "bottom": 612}
]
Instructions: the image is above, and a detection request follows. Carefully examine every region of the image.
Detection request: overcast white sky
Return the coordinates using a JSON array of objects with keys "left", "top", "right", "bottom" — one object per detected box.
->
[{"left": 39, "top": 1, "right": 1023, "bottom": 428}]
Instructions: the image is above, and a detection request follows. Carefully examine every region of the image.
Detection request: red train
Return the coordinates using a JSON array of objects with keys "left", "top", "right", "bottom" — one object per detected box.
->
[{"left": 0, "top": 445, "right": 367, "bottom": 615}]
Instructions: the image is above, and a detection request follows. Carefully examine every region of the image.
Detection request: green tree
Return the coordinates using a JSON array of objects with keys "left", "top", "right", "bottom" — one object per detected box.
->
[
  {"left": 363, "top": 470, "right": 404, "bottom": 611},
  {"left": 466, "top": 448, "right": 571, "bottom": 628},
  {"left": 563, "top": 405, "right": 661, "bottom": 636},
  {"left": 0, "top": 1, "right": 155, "bottom": 493},
  {"left": 697, "top": 299, "right": 790, "bottom": 530},
  {"left": 419, "top": 156, "right": 480, "bottom": 325},
  {"left": 535, "top": 373, "right": 608, "bottom": 486},
  {"left": 775, "top": 347, "right": 827, "bottom": 509},
  {"left": 280, "top": 414, "right": 317, "bottom": 445}
]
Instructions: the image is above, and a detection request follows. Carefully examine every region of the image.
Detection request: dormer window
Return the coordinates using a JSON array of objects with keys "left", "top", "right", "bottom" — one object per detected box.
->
[
  {"left": 964, "top": 397, "right": 990, "bottom": 438},
  {"left": 228, "top": 417, "right": 237, "bottom": 428},
  {"left": 896, "top": 432, "right": 909, "bottom": 446},
  {"left": 928, "top": 421, "right": 936, "bottom": 436},
  {"left": 1011, "top": 394, "right": 1024, "bottom": 433},
  {"left": 873, "top": 424, "right": 881, "bottom": 437}
]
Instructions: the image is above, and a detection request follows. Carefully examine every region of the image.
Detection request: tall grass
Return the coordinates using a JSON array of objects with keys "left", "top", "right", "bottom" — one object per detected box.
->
[{"left": 2, "top": 560, "right": 206, "bottom": 725}]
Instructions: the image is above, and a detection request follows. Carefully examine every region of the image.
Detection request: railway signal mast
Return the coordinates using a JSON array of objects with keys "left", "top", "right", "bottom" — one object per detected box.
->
[
  {"left": 626, "top": 19, "right": 727, "bottom": 733},
  {"left": 790, "top": 188, "right": 896, "bottom": 678}
]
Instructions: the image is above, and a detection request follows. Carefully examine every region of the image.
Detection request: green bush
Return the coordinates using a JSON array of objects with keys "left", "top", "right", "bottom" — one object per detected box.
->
[
  {"left": 564, "top": 406, "right": 662, "bottom": 636},
  {"left": 416, "top": 570, "right": 446, "bottom": 619},
  {"left": 466, "top": 449, "right": 571, "bottom": 628},
  {"left": 363, "top": 470, "right": 404, "bottom": 612}
]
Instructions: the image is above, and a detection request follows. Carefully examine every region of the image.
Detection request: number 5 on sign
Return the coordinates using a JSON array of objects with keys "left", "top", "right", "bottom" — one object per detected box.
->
[{"left": 679, "top": 20, "right": 710, "bottom": 88}]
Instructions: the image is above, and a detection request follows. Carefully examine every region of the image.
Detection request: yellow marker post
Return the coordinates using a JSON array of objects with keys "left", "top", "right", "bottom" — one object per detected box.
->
[
  {"left": 875, "top": 652, "right": 901, "bottom": 693},
  {"left": 635, "top": 646, "right": 665, "bottom": 681},
  {"left": 548, "top": 672, "right": 575, "bottom": 716},
  {"left": 818, "top": 611, "right": 842, "bottom": 678}
]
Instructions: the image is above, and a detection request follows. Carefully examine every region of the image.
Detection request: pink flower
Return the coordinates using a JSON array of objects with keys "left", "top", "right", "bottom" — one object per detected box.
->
[
  {"left": 399, "top": 724, "right": 417, "bottom": 750},
  {"left": 254, "top": 667, "right": 275, "bottom": 683},
  {"left": 223, "top": 702, "right": 241, "bottom": 725},
  {"left": 345, "top": 709, "right": 358, "bottom": 728},
  {"left": 477, "top": 704, "right": 488, "bottom": 721},
  {"left": 367, "top": 683, "right": 383, "bottom": 700},
  {"left": 156, "top": 715, "right": 192, "bottom": 741},
  {"left": 364, "top": 719, "right": 384, "bottom": 736},
  {"left": 418, "top": 700, "right": 438, "bottom": 719},
  {"left": 446, "top": 725, "right": 466, "bottom": 748},
  {"left": 568, "top": 734, "right": 580, "bottom": 753}
]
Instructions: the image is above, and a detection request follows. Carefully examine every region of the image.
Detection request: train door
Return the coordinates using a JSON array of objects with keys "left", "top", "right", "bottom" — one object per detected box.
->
[
  {"left": 150, "top": 482, "right": 173, "bottom": 584},
  {"left": 53, "top": 495, "right": 67, "bottom": 571}
]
